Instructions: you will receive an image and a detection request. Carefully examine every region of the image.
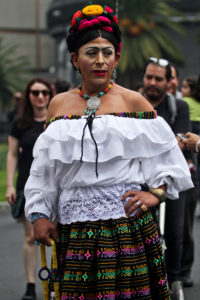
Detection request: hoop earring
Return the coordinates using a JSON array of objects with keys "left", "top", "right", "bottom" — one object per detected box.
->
[{"left": 112, "top": 67, "right": 117, "bottom": 81}]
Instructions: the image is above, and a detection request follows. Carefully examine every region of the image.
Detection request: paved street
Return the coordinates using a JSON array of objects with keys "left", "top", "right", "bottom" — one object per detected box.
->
[{"left": 0, "top": 207, "right": 199, "bottom": 300}]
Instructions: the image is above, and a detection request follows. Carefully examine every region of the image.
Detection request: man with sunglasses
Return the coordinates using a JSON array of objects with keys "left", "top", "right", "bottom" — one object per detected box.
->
[{"left": 143, "top": 57, "right": 192, "bottom": 296}]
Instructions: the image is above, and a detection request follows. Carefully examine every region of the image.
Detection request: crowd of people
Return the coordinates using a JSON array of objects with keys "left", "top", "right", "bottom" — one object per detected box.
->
[{"left": 5, "top": 3, "right": 200, "bottom": 300}]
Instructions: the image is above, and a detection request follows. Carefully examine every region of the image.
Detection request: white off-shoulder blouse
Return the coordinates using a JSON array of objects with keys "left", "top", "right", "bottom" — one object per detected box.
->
[{"left": 24, "top": 112, "right": 193, "bottom": 225}]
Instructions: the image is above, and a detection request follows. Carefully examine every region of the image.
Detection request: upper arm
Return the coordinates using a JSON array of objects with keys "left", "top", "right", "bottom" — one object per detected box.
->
[
  {"left": 8, "top": 136, "right": 19, "bottom": 157},
  {"left": 46, "top": 97, "right": 58, "bottom": 122}
]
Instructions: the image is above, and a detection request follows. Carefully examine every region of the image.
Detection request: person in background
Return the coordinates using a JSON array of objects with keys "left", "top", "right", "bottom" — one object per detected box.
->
[
  {"left": 7, "top": 91, "right": 23, "bottom": 122},
  {"left": 25, "top": 4, "right": 192, "bottom": 299},
  {"left": 182, "top": 132, "right": 200, "bottom": 153},
  {"left": 181, "top": 75, "right": 200, "bottom": 216},
  {"left": 181, "top": 75, "right": 200, "bottom": 135},
  {"left": 6, "top": 78, "right": 53, "bottom": 300},
  {"left": 52, "top": 78, "right": 71, "bottom": 96},
  {"left": 167, "top": 64, "right": 182, "bottom": 99},
  {"left": 143, "top": 57, "right": 194, "bottom": 292}
]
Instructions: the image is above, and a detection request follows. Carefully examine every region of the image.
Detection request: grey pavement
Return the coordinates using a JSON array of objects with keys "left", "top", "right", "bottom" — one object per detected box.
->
[{"left": 0, "top": 203, "right": 200, "bottom": 300}]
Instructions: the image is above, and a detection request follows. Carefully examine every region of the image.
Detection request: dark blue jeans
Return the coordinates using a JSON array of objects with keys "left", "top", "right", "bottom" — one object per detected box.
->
[
  {"left": 181, "top": 171, "right": 198, "bottom": 277},
  {"left": 164, "top": 192, "right": 186, "bottom": 281}
]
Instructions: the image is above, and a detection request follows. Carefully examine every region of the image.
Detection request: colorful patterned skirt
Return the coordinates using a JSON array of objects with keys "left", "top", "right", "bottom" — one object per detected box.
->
[{"left": 49, "top": 211, "right": 171, "bottom": 299}]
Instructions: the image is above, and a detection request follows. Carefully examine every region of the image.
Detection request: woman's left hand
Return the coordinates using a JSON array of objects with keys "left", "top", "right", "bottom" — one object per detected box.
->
[{"left": 121, "top": 190, "right": 160, "bottom": 218}]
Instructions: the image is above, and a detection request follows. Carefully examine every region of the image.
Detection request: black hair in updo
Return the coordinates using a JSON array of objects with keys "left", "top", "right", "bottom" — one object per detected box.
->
[{"left": 66, "top": 4, "right": 121, "bottom": 54}]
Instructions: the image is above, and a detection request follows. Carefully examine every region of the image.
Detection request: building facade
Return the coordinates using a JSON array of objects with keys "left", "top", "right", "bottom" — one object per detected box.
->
[{"left": 0, "top": 0, "right": 56, "bottom": 76}]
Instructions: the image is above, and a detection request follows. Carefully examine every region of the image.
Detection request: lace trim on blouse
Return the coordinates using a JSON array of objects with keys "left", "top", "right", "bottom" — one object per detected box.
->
[{"left": 58, "top": 183, "right": 141, "bottom": 224}]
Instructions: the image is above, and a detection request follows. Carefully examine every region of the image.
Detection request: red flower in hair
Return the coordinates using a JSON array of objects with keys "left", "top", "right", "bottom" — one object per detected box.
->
[{"left": 71, "top": 10, "right": 84, "bottom": 27}]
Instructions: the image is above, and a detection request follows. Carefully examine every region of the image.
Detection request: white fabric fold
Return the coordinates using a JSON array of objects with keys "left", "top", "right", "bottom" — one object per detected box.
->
[{"left": 25, "top": 115, "right": 193, "bottom": 224}]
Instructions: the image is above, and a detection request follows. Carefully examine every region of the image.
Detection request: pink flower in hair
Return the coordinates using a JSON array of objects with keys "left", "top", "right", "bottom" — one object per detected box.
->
[
  {"left": 102, "top": 26, "right": 113, "bottom": 33},
  {"left": 97, "top": 16, "right": 111, "bottom": 25},
  {"left": 104, "top": 6, "right": 114, "bottom": 14},
  {"left": 78, "top": 19, "right": 99, "bottom": 30},
  {"left": 113, "top": 15, "right": 118, "bottom": 24}
]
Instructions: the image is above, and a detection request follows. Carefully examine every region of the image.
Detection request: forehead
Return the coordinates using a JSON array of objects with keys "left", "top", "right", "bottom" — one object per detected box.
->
[
  {"left": 31, "top": 82, "right": 48, "bottom": 90},
  {"left": 79, "top": 37, "right": 115, "bottom": 51},
  {"left": 145, "top": 63, "right": 167, "bottom": 79}
]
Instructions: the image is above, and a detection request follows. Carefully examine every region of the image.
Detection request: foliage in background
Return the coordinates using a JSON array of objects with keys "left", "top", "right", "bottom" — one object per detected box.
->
[
  {"left": 93, "top": 0, "right": 186, "bottom": 73},
  {"left": 0, "top": 37, "right": 29, "bottom": 109},
  {"left": 0, "top": 144, "right": 8, "bottom": 201}
]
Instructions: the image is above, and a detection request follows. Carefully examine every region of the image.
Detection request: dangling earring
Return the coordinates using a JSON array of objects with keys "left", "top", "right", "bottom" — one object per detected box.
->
[
  {"left": 112, "top": 67, "right": 117, "bottom": 81},
  {"left": 76, "top": 67, "right": 81, "bottom": 80}
]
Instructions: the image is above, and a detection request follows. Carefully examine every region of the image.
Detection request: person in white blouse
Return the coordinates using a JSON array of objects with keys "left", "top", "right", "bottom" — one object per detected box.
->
[{"left": 25, "top": 3, "right": 193, "bottom": 299}]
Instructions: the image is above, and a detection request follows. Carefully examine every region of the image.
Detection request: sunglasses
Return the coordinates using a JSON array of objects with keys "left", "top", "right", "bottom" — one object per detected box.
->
[
  {"left": 30, "top": 90, "right": 50, "bottom": 97},
  {"left": 149, "top": 57, "right": 169, "bottom": 67}
]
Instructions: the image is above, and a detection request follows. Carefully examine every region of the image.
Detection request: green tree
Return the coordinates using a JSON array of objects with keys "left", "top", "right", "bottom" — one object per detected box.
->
[
  {"left": 94, "top": 0, "right": 186, "bottom": 88},
  {"left": 117, "top": 0, "right": 185, "bottom": 72},
  {"left": 0, "top": 36, "right": 29, "bottom": 110}
]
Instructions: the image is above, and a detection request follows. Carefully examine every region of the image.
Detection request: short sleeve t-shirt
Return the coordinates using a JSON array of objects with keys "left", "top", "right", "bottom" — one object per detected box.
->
[{"left": 10, "top": 119, "right": 45, "bottom": 191}]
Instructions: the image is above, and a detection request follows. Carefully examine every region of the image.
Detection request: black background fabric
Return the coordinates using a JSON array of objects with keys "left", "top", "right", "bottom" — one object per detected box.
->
[
  {"left": 156, "top": 96, "right": 191, "bottom": 160},
  {"left": 156, "top": 96, "right": 191, "bottom": 134},
  {"left": 10, "top": 119, "right": 45, "bottom": 191}
]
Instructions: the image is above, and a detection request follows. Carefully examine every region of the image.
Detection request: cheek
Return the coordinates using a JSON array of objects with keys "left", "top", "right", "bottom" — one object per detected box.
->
[{"left": 79, "top": 58, "right": 92, "bottom": 71}]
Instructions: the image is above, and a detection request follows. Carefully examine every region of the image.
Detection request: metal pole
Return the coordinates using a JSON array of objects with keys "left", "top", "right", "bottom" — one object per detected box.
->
[
  {"left": 35, "top": 0, "right": 41, "bottom": 73},
  {"left": 115, "top": 0, "right": 119, "bottom": 18}
]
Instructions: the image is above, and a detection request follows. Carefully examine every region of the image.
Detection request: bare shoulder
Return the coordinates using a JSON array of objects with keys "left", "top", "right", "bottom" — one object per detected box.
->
[
  {"left": 116, "top": 85, "right": 154, "bottom": 112},
  {"left": 46, "top": 89, "right": 76, "bottom": 122}
]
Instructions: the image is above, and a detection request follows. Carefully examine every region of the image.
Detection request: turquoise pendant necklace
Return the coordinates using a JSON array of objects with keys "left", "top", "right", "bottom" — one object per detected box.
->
[{"left": 77, "top": 80, "right": 113, "bottom": 115}]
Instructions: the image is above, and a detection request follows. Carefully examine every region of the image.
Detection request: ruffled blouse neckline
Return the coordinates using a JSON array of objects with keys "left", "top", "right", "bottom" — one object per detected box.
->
[{"left": 45, "top": 110, "right": 157, "bottom": 129}]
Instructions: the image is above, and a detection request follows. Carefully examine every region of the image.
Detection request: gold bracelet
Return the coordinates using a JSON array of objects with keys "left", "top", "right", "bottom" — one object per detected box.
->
[{"left": 149, "top": 188, "right": 166, "bottom": 203}]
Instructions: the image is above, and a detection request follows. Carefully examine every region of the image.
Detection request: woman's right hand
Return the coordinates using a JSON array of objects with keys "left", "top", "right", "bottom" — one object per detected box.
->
[
  {"left": 6, "top": 186, "right": 16, "bottom": 205},
  {"left": 33, "top": 218, "right": 59, "bottom": 246}
]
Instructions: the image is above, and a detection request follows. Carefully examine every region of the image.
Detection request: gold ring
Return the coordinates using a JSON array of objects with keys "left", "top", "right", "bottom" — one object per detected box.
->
[{"left": 141, "top": 204, "right": 148, "bottom": 212}]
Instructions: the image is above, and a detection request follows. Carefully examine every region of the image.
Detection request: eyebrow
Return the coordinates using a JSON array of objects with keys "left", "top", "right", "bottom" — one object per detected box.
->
[{"left": 85, "top": 46, "right": 114, "bottom": 51}]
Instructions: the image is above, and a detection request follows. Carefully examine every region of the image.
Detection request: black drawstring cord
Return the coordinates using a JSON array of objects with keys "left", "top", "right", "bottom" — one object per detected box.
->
[{"left": 80, "top": 114, "right": 99, "bottom": 178}]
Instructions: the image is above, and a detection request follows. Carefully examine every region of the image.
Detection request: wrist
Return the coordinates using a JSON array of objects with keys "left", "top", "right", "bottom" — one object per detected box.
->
[
  {"left": 149, "top": 188, "right": 166, "bottom": 203},
  {"left": 195, "top": 140, "right": 200, "bottom": 153},
  {"left": 31, "top": 212, "right": 49, "bottom": 224}
]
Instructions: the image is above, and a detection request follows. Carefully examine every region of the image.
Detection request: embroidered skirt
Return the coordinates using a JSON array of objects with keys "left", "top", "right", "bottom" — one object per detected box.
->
[{"left": 49, "top": 211, "right": 170, "bottom": 299}]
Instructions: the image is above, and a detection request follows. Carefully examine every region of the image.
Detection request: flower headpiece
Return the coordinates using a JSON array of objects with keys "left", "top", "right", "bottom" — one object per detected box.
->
[{"left": 67, "top": 4, "right": 121, "bottom": 53}]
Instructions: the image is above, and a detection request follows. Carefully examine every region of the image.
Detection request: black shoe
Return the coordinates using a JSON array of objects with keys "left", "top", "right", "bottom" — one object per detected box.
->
[
  {"left": 182, "top": 276, "right": 194, "bottom": 288},
  {"left": 21, "top": 283, "right": 37, "bottom": 300}
]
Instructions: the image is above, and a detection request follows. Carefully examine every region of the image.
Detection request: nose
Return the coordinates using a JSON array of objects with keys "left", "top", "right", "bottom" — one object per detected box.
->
[
  {"left": 96, "top": 51, "right": 105, "bottom": 64},
  {"left": 38, "top": 91, "right": 44, "bottom": 98},
  {"left": 149, "top": 78, "right": 156, "bottom": 85}
]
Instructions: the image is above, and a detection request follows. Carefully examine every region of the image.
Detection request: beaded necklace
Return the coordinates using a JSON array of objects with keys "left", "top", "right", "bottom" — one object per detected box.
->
[{"left": 77, "top": 80, "right": 113, "bottom": 115}]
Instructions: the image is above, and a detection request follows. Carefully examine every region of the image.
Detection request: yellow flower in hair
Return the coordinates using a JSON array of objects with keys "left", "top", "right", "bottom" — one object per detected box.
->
[{"left": 82, "top": 5, "right": 103, "bottom": 16}]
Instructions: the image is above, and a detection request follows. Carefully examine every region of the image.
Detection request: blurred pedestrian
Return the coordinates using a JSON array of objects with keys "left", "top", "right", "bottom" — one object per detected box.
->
[
  {"left": 52, "top": 78, "right": 71, "bottom": 96},
  {"left": 167, "top": 64, "right": 182, "bottom": 99},
  {"left": 7, "top": 91, "right": 23, "bottom": 122},
  {"left": 6, "top": 77, "right": 53, "bottom": 300},
  {"left": 143, "top": 57, "right": 192, "bottom": 294}
]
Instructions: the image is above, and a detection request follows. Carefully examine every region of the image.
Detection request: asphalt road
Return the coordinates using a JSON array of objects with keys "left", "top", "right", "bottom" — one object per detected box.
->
[{"left": 0, "top": 207, "right": 199, "bottom": 300}]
